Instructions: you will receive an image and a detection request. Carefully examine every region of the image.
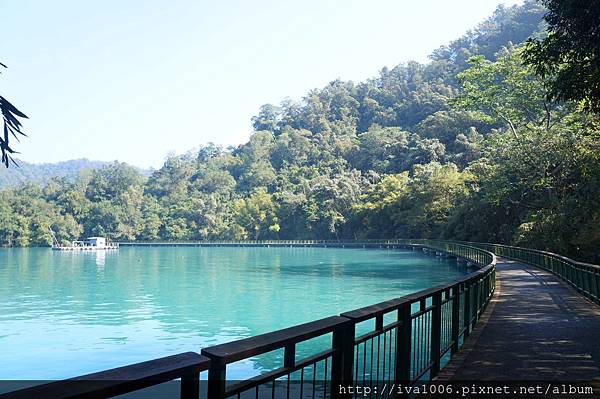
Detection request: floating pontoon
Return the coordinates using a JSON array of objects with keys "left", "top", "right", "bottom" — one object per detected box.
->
[{"left": 52, "top": 236, "right": 119, "bottom": 251}]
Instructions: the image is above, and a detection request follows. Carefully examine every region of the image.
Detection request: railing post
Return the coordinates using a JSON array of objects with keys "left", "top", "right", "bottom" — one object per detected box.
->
[
  {"left": 180, "top": 372, "right": 200, "bottom": 399},
  {"left": 482, "top": 275, "right": 488, "bottom": 304},
  {"left": 430, "top": 291, "right": 442, "bottom": 378},
  {"left": 584, "top": 268, "right": 592, "bottom": 299},
  {"left": 451, "top": 283, "right": 460, "bottom": 355},
  {"left": 590, "top": 269, "right": 596, "bottom": 301},
  {"left": 331, "top": 320, "right": 355, "bottom": 399},
  {"left": 206, "top": 363, "right": 226, "bottom": 399},
  {"left": 473, "top": 278, "right": 481, "bottom": 323},
  {"left": 396, "top": 304, "right": 412, "bottom": 385},
  {"left": 284, "top": 344, "right": 295, "bottom": 368},
  {"left": 594, "top": 271, "right": 600, "bottom": 303},
  {"left": 464, "top": 280, "right": 471, "bottom": 337}
]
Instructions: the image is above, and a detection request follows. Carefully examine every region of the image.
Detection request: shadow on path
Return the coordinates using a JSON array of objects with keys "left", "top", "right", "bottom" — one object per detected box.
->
[{"left": 445, "top": 259, "right": 600, "bottom": 382}]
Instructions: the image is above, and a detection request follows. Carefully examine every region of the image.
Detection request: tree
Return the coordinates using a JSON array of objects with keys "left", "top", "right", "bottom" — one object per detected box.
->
[
  {"left": 251, "top": 104, "right": 282, "bottom": 133},
  {"left": 352, "top": 126, "right": 409, "bottom": 173},
  {"left": 351, "top": 173, "right": 409, "bottom": 238},
  {"left": 115, "top": 185, "right": 144, "bottom": 240},
  {"left": 234, "top": 132, "right": 277, "bottom": 192},
  {"left": 233, "top": 189, "right": 279, "bottom": 239},
  {"left": 0, "top": 63, "right": 28, "bottom": 167},
  {"left": 84, "top": 201, "right": 121, "bottom": 237},
  {"left": 415, "top": 110, "right": 495, "bottom": 152},
  {"left": 270, "top": 128, "right": 315, "bottom": 169},
  {"left": 85, "top": 162, "right": 145, "bottom": 202},
  {"left": 145, "top": 154, "right": 194, "bottom": 200},
  {"left": 406, "top": 135, "right": 446, "bottom": 169},
  {"left": 191, "top": 149, "right": 236, "bottom": 194},
  {"left": 305, "top": 169, "right": 364, "bottom": 238},
  {"left": 0, "top": 194, "right": 18, "bottom": 245},
  {"left": 139, "top": 195, "right": 162, "bottom": 240},
  {"left": 448, "top": 43, "right": 600, "bottom": 259},
  {"left": 454, "top": 48, "right": 559, "bottom": 140},
  {"left": 394, "top": 163, "right": 472, "bottom": 238},
  {"left": 523, "top": 0, "right": 600, "bottom": 112},
  {"left": 197, "top": 142, "right": 224, "bottom": 163},
  {"left": 51, "top": 214, "right": 82, "bottom": 245}
]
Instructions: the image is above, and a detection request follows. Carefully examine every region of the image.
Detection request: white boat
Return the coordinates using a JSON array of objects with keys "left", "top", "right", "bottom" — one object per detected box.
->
[{"left": 52, "top": 236, "right": 119, "bottom": 251}]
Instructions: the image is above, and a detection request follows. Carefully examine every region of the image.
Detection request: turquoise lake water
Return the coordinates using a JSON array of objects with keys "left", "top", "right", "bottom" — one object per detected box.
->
[{"left": 0, "top": 246, "right": 471, "bottom": 380}]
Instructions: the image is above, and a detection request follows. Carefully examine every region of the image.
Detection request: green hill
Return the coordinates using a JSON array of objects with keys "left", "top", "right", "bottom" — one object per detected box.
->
[
  {"left": 0, "top": 159, "right": 153, "bottom": 188},
  {"left": 4, "top": 1, "right": 600, "bottom": 262},
  {"left": 0, "top": 159, "right": 109, "bottom": 188}
]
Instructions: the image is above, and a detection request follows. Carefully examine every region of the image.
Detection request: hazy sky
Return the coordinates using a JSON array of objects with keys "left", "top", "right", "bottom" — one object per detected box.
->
[{"left": 1, "top": 0, "right": 522, "bottom": 168}]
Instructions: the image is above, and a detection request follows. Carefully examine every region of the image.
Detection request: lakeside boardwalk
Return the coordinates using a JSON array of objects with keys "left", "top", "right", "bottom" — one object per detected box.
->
[{"left": 441, "top": 259, "right": 600, "bottom": 384}]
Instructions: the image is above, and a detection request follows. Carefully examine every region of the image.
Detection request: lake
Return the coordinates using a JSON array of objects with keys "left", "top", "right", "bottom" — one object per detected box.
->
[{"left": 0, "top": 246, "right": 472, "bottom": 380}]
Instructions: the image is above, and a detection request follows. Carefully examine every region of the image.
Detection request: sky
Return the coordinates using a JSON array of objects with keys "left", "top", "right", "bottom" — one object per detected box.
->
[{"left": 1, "top": 0, "right": 523, "bottom": 168}]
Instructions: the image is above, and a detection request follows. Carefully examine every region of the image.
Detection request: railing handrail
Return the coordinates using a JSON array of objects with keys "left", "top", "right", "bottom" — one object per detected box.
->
[
  {"left": 0, "top": 352, "right": 210, "bottom": 399},
  {"left": 340, "top": 264, "right": 494, "bottom": 323},
  {"left": 115, "top": 239, "right": 421, "bottom": 244},
  {"left": 201, "top": 316, "right": 350, "bottom": 364},
  {"left": 460, "top": 240, "right": 600, "bottom": 271}
]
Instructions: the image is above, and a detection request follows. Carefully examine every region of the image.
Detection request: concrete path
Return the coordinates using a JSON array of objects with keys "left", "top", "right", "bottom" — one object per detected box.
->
[{"left": 440, "top": 259, "right": 600, "bottom": 383}]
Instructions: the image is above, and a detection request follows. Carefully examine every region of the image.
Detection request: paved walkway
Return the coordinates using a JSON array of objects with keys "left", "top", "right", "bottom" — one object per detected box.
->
[{"left": 440, "top": 259, "right": 600, "bottom": 383}]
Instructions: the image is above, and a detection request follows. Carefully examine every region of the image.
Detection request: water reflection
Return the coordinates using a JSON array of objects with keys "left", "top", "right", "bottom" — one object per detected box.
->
[
  {"left": 0, "top": 247, "right": 471, "bottom": 379},
  {"left": 95, "top": 251, "right": 106, "bottom": 267}
]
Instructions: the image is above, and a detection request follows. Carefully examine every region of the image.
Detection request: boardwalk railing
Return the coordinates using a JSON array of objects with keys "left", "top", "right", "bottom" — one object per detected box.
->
[
  {"left": 0, "top": 352, "right": 210, "bottom": 399},
  {"left": 2, "top": 240, "right": 496, "bottom": 399},
  {"left": 463, "top": 242, "right": 600, "bottom": 305}
]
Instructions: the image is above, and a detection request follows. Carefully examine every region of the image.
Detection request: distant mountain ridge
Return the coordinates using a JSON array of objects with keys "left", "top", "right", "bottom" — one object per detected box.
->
[{"left": 0, "top": 159, "right": 151, "bottom": 188}]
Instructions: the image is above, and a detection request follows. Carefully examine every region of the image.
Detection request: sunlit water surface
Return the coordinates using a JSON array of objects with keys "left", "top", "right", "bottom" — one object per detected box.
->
[{"left": 0, "top": 246, "right": 472, "bottom": 380}]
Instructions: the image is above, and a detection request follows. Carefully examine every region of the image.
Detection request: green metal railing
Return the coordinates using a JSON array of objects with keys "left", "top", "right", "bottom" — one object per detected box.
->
[{"left": 463, "top": 242, "right": 600, "bottom": 305}]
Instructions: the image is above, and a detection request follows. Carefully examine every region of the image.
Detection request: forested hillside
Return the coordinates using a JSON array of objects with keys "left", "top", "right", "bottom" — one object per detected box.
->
[
  {"left": 0, "top": 159, "right": 109, "bottom": 187},
  {"left": 2, "top": 1, "right": 600, "bottom": 262}
]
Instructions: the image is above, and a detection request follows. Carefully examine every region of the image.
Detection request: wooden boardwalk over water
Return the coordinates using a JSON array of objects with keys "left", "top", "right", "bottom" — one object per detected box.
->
[{"left": 441, "top": 258, "right": 600, "bottom": 386}]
